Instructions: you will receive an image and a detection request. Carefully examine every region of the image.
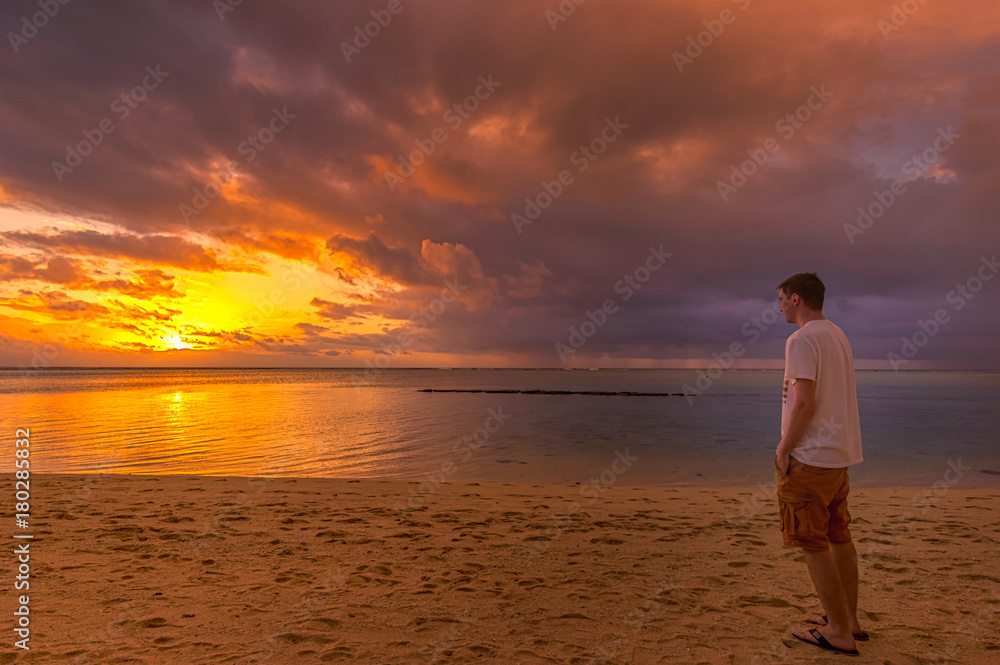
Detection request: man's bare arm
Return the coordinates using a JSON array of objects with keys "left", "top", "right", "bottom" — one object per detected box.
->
[{"left": 777, "top": 378, "right": 817, "bottom": 469}]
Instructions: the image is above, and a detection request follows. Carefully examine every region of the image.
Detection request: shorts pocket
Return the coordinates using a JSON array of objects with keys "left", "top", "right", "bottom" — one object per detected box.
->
[
  {"left": 779, "top": 499, "right": 793, "bottom": 533},
  {"left": 781, "top": 499, "right": 817, "bottom": 548},
  {"left": 791, "top": 501, "right": 811, "bottom": 541}
]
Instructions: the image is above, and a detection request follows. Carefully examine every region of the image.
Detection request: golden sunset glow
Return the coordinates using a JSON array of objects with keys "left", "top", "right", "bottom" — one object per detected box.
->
[{"left": 160, "top": 333, "right": 192, "bottom": 350}]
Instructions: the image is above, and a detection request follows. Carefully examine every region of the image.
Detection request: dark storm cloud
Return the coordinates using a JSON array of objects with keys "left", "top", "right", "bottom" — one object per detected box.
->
[
  {"left": 326, "top": 232, "right": 435, "bottom": 286},
  {"left": 1, "top": 0, "right": 998, "bottom": 366}
]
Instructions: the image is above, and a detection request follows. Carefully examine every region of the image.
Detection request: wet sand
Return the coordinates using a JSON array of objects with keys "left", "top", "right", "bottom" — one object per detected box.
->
[{"left": 2, "top": 473, "right": 999, "bottom": 664}]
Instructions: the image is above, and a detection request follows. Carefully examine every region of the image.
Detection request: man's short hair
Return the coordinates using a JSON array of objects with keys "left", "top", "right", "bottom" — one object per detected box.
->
[{"left": 777, "top": 272, "right": 825, "bottom": 311}]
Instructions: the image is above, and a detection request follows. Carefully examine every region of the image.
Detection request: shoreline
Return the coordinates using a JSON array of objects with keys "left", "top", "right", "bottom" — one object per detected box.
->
[
  {"left": 4, "top": 473, "right": 998, "bottom": 663},
  {"left": 15, "top": 470, "right": 1000, "bottom": 491}
]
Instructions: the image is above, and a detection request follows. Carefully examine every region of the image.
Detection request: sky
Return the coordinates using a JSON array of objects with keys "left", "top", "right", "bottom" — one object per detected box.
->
[{"left": 1, "top": 0, "right": 998, "bottom": 369}]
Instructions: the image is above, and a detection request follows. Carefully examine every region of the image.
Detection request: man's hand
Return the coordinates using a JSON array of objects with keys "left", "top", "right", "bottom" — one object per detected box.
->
[{"left": 776, "top": 451, "right": 790, "bottom": 475}]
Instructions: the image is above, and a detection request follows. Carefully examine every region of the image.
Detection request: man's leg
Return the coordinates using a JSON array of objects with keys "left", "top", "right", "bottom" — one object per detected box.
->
[
  {"left": 794, "top": 547, "right": 856, "bottom": 650},
  {"left": 832, "top": 539, "right": 861, "bottom": 630},
  {"left": 806, "top": 539, "right": 862, "bottom": 632}
]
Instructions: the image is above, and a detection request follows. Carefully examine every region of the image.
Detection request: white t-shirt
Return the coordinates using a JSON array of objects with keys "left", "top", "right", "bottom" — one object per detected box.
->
[{"left": 781, "top": 318, "right": 863, "bottom": 468}]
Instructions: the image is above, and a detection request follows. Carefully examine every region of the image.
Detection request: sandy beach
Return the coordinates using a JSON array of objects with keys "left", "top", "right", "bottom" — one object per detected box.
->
[{"left": 3, "top": 473, "right": 999, "bottom": 664}]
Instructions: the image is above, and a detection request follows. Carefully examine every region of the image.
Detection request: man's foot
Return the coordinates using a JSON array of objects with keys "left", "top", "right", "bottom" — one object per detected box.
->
[
  {"left": 793, "top": 627, "right": 859, "bottom": 656},
  {"left": 806, "top": 614, "right": 869, "bottom": 640}
]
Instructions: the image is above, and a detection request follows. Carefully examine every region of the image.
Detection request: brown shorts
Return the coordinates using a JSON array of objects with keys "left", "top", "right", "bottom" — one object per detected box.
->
[{"left": 775, "top": 456, "right": 852, "bottom": 551}]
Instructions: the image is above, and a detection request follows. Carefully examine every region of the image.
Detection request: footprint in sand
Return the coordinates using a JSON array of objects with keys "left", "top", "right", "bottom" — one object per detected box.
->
[
  {"left": 738, "top": 595, "right": 793, "bottom": 608},
  {"left": 153, "top": 636, "right": 180, "bottom": 645}
]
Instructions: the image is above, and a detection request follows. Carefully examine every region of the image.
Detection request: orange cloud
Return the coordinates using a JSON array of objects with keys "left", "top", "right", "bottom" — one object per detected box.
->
[
  {"left": 0, "top": 291, "right": 112, "bottom": 320},
  {"left": 78, "top": 268, "right": 185, "bottom": 300},
  {"left": 0, "top": 254, "right": 85, "bottom": 284},
  {"left": 1, "top": 229, "right": 266, "bottom": 274}
]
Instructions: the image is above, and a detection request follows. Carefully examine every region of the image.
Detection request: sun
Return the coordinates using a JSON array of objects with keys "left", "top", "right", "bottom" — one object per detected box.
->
[{"left": 160, "top": 333, "right": 193, "bottom": 350}]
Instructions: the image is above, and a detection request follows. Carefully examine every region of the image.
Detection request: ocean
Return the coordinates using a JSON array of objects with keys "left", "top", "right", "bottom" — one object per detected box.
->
[{"left": 1, "top": 368, "right": 997, "bottom": 488}]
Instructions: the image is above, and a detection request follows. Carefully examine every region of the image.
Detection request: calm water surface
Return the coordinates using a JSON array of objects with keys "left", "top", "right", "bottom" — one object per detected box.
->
[{"left": 1, "top": 368, "right": 997, "bottom": 488}]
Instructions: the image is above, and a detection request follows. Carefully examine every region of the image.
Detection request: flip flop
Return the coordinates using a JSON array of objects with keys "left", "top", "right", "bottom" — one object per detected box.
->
[
  {"left": 808, "top": 614, "right": 870, "bottom": 640},
  {"left": 793, "top": 627, "right": 860, "bottom": 656}
]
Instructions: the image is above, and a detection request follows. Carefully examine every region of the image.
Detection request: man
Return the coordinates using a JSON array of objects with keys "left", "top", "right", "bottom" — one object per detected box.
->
[{"left": 775, "top": 272, "right": 865, "bottom": 656}]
